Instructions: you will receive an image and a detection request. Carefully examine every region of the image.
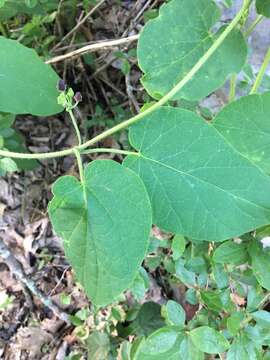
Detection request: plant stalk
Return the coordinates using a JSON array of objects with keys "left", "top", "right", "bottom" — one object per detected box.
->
[
  {"left": 229, "top": 73, "right": 237, "bottom": 102},
  {"left": 244, "top": 14, "right": 264, "bottom": 37},
  {"left": 0, "top": 0, "right": 250, "bottom": 161},
  {"left": 73, "top": 148, "right": 87, "bottom": 205},
  {"left": 68, "top": 109, "right": 82, "bottom": 146},
  {"left": 250, "top": 47, "right": 270, "bottom": 94},
  {"left": 81, "top": 148, "right": 138, "bottom": 156}
]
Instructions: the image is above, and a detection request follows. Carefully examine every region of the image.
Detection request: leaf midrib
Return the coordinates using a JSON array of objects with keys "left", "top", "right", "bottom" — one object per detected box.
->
[{"left": 138, "top": 153, "right": 270, "bottom": 213}]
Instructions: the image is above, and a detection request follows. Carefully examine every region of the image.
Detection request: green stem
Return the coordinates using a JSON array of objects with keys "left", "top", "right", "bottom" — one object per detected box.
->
[
  {"left": 81, "top": 148, "right": 138, "bottom": 156},
  {"left": 250, "top": 47, "right": 270, "bottom": 94},
  {"left": 0, "top": 0, "right": 249, "bottom": 161},
  {"left": 229, "top": 73, "right": 237, "bottom": 102},
  {"left": 68, "top": 109, "right": 82, "bottom": 146},
  {"left": 244, "top": 14, "right": 264, "bottom": 38},
  {"left": 73, "top": 148, "right": 87, "bottom": 204}
]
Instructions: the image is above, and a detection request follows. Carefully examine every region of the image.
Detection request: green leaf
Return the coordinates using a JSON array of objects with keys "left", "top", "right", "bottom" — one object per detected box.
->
[
  {"left": 24, "top": 0, "right": 37, "bottom": 8},
  {"left": 256, "top": 0, "right": 270, "bottom": 17},
  {"left": 130, "top": 267, "right": 149, "bottom": 301},
  {"left": 0, "top": 0, "right": 6, "bottom": 8},
  {"left": 0, "top": 37, "right": 62, "bottom": 116},
  {"left": 0, "top": 157, "right": 18, "bottom": 175},
  {"left": 137, "top": 0, "right": 247, "bottom": 101},
  {"left": 251, "top": 310, "right": 270, "bottom": 328},
  {"left": 212, "top": 263, "right": 229, "bottom": 289},
  {"left": 175, "top": 259, "right": 196, "bottom": 286},
  {"left": 179, "top": 336, "right": 204, "bottom": 360},
  {"left": 213, "top": 93, "right": 270, "bottom": 173},
  {"left": 227, "top": 336, "right": 261, "bottom": 360},
  {"left": 227, "top": 312, "right": 244, "bottom": 335},
  {"left": 249, "top": 240, "right": 270, "bottom": 290},
  {"left": 0, "top": 0, "right": 57, "bottom": 21},
  {"left": 171, "top": 234, "right": 185, "bottom": 260},
  {"left": 213, "top": 240, "right": 248, "bottom": 265},
  {"left": 87, "top": 331, "right": 110, "bottom": 360},
  {"left": 189, "top": 326, "right": 230, "bottom": 354},
  {"left": 48, "top": 160, "right": 152, "bottom": 306},
  {"left": 124, "top": 107, "right": 270, "bottom": 241},
  {"left": 200, "top": 290, "right": 224, "bottom": 312},
  {"left": 162, "top": 300, "right": 186, "bottom": 327},
  {"left": 134, "top": 327, "right": 184, "bottom": 360},
  {"left": 0, "top": 112, "right": 15, "bottom": 129},
  {"left": 130, "top": 302, "right": 165, "bottom": 337},
  {"left": 247, "top": 286, "right": 265, "bottom": 312}
]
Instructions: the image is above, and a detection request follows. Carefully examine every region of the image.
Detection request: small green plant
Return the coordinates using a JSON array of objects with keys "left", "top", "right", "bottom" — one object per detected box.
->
[{"left": 1, "top": 0, "right": 270, "bottom": 357}]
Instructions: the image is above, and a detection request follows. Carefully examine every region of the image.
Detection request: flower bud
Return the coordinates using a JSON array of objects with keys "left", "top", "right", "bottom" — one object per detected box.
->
[
  {"left": 74, "top": 92, "right": 82, "bottom": 103},
  {"left": 57, "top": 79, "right": 67, "bottom": 92}
]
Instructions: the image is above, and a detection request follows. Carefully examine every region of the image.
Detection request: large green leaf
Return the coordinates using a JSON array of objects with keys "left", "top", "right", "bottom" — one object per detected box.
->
[
  {"left": 256, "top": 0, "right": 270, "bottom": 17},
  {"left": 213, "top": 93, "right": 270, "bottom": 173},
  {"left": 134, "top": 327, "right": 184, "bottom": 360},
  {"left": 189, "top": 326, "right": 230, "bottom": 354},
  {"left": 124, "top": 107, "right": 270, "bottom": 241},
  {"left": 137, "top": 0, "right": 247, "bottom": 101},
  {"left": 0, "top": 37, "right": 62, "bottom": 116},
  {"left": 48, "top": 160, "right": 152, "bottom": 306}
]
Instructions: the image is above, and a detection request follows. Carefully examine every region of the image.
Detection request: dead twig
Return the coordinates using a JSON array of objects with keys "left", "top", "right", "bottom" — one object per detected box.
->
[
  {"left": 52, "top": 0, "right": 106, "bottom": 50},
  {"left": 46, "top": 35, "right": 139, "bottom": 64},
  {"left": 0, "top": 239, "right": 70, "bottom": 324}
]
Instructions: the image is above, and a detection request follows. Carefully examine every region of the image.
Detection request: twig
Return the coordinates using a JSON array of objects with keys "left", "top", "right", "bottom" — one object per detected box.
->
[
  {"left": 46, "top": 35, "right": 139, "bottom": 64},
  {"left": 125, "top": 73, "right": 140, "bottom": 113},
  {"left": 0, "top": 239, "right": 70, "bottom": 324},
  {"left": 52, "top": 0, "right": 106, "bottom": 50}
]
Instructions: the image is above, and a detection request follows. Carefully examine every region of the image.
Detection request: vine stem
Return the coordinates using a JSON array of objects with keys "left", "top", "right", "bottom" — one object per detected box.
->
[
  {"left": 73, "top": 148, "right": 87, "bottom": 205},
  {"left": 250, "top": 47, "right": 270, "bottom": 94},
  {"left": 229, "top": 73, "right": 237, "bottom": 102},
  {"left": 81, "top": 148, "right": 138, "bottom": 156},
  {"left": 0, "top": 0, "right": 250, "bottom": 161},
  {"left": 68, "top": 109, "right": 82, "bottom": 145},
  {"left": 244, "top": 14, "right": 264, "bottom": 38}
]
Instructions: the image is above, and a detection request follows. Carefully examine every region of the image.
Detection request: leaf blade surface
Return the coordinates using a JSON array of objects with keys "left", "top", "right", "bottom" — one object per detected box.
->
[
  {"left": 124, "top": 107, "right": 270, "bottom": 241},
  {"left": 49, "top": 160, "right": 152, "bottom": 306}
]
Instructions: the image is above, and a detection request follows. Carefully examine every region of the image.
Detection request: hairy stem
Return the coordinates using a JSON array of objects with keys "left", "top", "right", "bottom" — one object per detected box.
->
[
  {"left": 0, "top": 0, "right": 249, "bottom": 161},
  {"left": 250, "top": 47, "right": 270, "bottom": 94}
]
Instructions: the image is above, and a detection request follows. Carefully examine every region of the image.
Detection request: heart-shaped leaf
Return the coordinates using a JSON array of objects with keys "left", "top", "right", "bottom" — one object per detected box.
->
[
  {"left": 0, "top": 37, "right": 62, "bottom": 116},
  {"left": 48, "top": 160, "right": 152, "bottom": 306},
  {"left": 124, "top": 107, "right": 270, "bottom": 241},
  {"left": 138, "top": 0, "right": 247, "bottom": 101}
]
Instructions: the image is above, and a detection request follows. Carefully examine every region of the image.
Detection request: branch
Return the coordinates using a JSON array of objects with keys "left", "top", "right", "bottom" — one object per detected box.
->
[
  {"left": 46, "top": 35, "right": 139, "bottom": 64},
  {"left": 52, "top": 0, "right": 106, "bottom": 50},
  {"left": 0, "top": 239, "right": 70, "bottom": 324}
]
